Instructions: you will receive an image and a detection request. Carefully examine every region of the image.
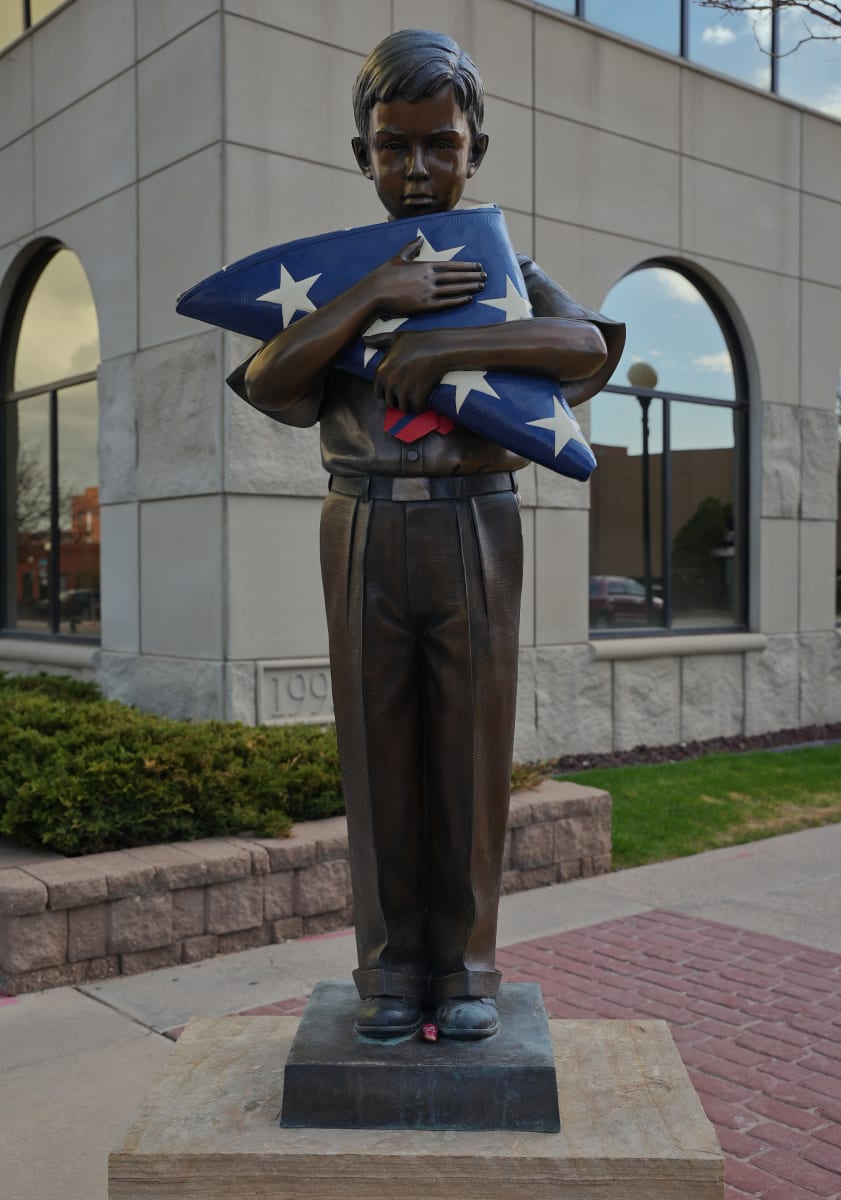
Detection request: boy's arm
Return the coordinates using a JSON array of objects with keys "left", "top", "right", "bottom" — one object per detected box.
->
[
  {"left": 369, "top": 255, "right": 625, "bottom": 413},
  {"left": 241, "top": 236, "right": 486, "bottom": 415},
  {"left": 368, "top": 318, "right": 608, "bottom": 415}
]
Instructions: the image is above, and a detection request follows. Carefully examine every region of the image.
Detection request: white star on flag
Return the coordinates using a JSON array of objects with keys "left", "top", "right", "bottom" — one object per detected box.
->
[
  {"left": 361, "top": 315, "right": 411, "bottom": 367},
  {"left": 527, "top": 395, "right": 587, "bottom": 457},
  {"left": 441, "top": 370, "right": 501, "bottom": 414},
  {"left": 257, "top": 263, "right": 321, "bottom": 328},
  {"left": 478, "top": 275, "right": 533, "bottom": 322},
  {"left": 414, "top": 229, "right": 465, "bottom": 262}
]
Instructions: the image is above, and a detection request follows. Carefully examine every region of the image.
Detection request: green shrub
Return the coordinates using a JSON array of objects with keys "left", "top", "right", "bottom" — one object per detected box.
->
[{"left": 0, "top": 672, "right": 343, "bottom": 856}]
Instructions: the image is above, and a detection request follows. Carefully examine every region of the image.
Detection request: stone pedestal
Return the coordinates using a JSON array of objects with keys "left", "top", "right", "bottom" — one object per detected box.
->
[
  {"left": 109, "top": 1016, "right": 724, "bottom": 1199},
  {"left": 282, "top": 981, "right": 560, "bottom": 1132}
]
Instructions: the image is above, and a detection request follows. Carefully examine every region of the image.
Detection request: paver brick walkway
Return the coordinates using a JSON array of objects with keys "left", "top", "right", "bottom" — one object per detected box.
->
[{"left": 232, "top": 910, "right": 841, "bottom": 1200}]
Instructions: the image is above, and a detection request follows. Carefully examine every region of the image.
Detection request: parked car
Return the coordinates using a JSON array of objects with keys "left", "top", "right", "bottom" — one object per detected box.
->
[
  {"left": 36, "top": 589, "right": 100, "bottom": 620},
  {"left": 59, "top": 588, "right": 100, "bottom": 619},
  {"left": 589, "top": 575, "right": 663, "bottom": 629}
]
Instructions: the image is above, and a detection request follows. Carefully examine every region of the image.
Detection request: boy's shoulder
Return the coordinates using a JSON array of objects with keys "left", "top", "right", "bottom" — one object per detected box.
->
[{"left": 517, "top": 253, "right": 623, "bottom": 331}]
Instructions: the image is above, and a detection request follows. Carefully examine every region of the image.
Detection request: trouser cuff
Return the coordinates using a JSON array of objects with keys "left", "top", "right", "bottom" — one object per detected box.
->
[
  {"left": 353, "top": 967, "right": 428, "bottom": 1003},
  {"left": 431, "top": 969, "right": 501, "bottom": 1002}
]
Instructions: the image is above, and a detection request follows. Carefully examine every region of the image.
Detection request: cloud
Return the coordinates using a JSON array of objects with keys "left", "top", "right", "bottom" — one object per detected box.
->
[
  {"left": 653, "top": 269, "right": 702, "bottom": 306},
  {"left": 692, "top": 351, "right": 732, "bottom": 374},
  {"left": 701, "top": 25, "right": 738, "bottom": 46}
]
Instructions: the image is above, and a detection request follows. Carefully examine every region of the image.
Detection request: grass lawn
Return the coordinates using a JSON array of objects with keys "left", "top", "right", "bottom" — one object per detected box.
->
[{"left": 555, "top": 743, "right": 841, "bottom": 870}]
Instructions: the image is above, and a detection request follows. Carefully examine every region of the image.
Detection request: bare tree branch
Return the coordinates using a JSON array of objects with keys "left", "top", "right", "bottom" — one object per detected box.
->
[{"left": 698, "top": 1, "right": 841, "bottom": 57}]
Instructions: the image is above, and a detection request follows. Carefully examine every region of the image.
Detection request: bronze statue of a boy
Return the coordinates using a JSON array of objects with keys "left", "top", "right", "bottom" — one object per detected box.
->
[{"left": 237, "top": 30, "right": 623, "bottom": 1040}]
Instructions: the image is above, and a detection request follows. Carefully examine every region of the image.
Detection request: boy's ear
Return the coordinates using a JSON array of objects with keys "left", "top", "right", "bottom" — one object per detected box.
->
[
  {"left": 352, "top": 137, "right": 373, "bottom": 179},
  {"left": 467, "top": 133, "right": 489, "bottom": 178}
]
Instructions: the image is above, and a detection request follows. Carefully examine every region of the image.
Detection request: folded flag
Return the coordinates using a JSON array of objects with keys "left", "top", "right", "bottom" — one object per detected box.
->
[{"left": 176, "top": 206, "right": 597, "bottom": 480}]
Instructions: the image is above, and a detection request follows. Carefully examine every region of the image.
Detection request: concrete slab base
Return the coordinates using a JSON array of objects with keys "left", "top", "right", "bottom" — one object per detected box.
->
[
  {"left": 281, "top": 981, "right": 560, "bottom": 1132},
  {"left": 109, "top": 1015, "right": 723, "bottom": 1199}
]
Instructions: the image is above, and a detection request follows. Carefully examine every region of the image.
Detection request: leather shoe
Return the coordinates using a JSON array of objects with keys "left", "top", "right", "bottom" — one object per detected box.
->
[
  {"left": 355, "top": 995, "right": 424, "bottom": 1039},
  {"left": 435, "top": 997, "right": 499, "bottom": 1040}
]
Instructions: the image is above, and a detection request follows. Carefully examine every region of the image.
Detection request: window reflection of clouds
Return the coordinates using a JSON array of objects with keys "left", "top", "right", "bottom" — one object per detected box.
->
[
  {"left": 28, "top": 1, "right": 64, "bottom": 24},
  {"left": 688, "top": 2, "right": 772, "bottom": 88},
  {"left": 5, "top": 245, "right": 100, "bottom": 636},
  {"left": 598, "top": 267, "right": 736, "bottom": 402},
  {"left": 585, "top": 0, "right": 681, "bottom": 54},
  {"left": 0, "top": 4, "right": 23, "bottom": 46},
  {"left": 13, "top": 250, "right": 100, "bottom": 391},
  {"left": 590, "top": 392, "right": 663, "bottom": 457},
  {"left": 777, "top": 8, "right": 841, "bottom": 119},
  {"left": 57, "top": 380, "right": 98, "bottom": 497},
  {"left": 1, "top": 1, "right": 64, "bottom": 50}
]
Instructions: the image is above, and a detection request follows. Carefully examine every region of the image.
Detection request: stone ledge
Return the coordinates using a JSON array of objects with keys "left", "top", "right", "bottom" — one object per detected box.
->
[
  {"left": 0, "top": 780, "right": 610, "bottom": 995},
  {"left": 591, "top": 632, "right": 768, "bottom": 661}
]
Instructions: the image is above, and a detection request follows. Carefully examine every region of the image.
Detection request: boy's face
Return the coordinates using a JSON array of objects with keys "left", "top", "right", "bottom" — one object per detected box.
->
[{"left": 353, "top": 85, "right": 488, "bottom": 221}]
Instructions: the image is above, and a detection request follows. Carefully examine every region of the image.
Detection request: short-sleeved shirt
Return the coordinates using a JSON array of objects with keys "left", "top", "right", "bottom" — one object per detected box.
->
[{"left": 227, "top": 255, "right": 625, "bottom": 480}]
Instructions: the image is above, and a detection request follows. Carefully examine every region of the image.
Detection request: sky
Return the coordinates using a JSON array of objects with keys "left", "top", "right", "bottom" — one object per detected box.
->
[{"left": 591, "top": 266, "right": 738, "bottom": 456}]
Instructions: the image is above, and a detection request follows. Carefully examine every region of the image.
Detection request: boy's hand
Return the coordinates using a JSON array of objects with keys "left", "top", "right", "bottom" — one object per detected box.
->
[
  {"left": 372, "top": 329, "right": 450, "bottom": 413},
  {"left": 368, "top": 236, "right": 486, "bottom": 316}
]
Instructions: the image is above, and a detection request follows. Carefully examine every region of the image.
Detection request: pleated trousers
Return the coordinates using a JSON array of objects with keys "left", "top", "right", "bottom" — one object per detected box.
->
[{"left": 320, "top": 484, "right": 523, "bottom": 1004}]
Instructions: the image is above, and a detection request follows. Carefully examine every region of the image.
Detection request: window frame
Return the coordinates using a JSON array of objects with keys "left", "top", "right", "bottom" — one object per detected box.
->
[
  {"left": 0, "top": 242, "right": 100, "bottom": 644},
  {"left": 589, "top": 259, "right": 750, "bottom": 639}
]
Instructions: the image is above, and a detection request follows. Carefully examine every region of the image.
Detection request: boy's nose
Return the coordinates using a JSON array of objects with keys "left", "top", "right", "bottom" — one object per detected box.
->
[{"left": 405, "top": 145, "right": 429, "bottom": 178}]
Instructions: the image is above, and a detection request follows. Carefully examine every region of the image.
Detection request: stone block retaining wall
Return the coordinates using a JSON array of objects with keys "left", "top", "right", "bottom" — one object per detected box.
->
[{"left": 0, "top": 781, "right": 609, "bottom": 995}]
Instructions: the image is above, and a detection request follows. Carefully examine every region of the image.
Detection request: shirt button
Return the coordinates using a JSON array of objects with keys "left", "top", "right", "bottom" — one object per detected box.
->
[{"left": 406, "top": 450, "right": 419, "bottom": 462}]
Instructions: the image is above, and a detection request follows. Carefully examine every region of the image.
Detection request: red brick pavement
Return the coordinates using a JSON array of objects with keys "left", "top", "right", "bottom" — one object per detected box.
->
[
  {"left": 188, "top": 909, "right": 841, "bottom": 1199},
  {"left": 496, "top": 910, "right": 841, "bottom": 1200}
]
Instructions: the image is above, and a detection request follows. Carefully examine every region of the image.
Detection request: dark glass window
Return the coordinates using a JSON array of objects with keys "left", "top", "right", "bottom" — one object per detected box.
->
[
  {"left": 588, "top": 264, "right": 748, "bottom": 635},
  {"left": 584, "top": 0, "right": 681, "bottom": 54},
  {"left": 2, "top": 247, "right": 101, "bottom": 639}
]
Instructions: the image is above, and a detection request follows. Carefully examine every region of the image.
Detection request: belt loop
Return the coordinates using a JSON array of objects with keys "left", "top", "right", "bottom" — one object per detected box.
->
[
  {"left": 327, "top": 474, "right": 334, "bottom": 492},
  {"left": 510, "top": 472, "right": 518, "bottom": 494},
  {"left": 360, "top": 477, "right": 371, "bottom": 502}
]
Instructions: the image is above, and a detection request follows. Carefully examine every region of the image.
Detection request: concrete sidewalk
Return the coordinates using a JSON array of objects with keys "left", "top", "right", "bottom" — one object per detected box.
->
[{"left": 3, "top": 823, "right": 841, "bottom": 1200}]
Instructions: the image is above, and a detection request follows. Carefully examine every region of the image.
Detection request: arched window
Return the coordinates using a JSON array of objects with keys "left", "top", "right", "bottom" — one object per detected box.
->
[
  {"left": 836, "top": 374, "right": 841, "bottom": 625},
  {"left": 1, "top": 246, "right": 100, "bottom": 638},
  {"left": 588, "top": 263, "right": 748, "bottom": 634}
]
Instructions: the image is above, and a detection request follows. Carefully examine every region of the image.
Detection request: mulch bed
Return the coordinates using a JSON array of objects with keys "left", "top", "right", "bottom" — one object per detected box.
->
[{"left": 551, "top": 723, "right": 841, "bottom": 775}]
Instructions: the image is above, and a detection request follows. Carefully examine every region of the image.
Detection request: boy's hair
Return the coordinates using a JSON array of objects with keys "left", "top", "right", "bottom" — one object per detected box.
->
[{"left": 353, "top": 29, "right": 484, "bottom": 145}]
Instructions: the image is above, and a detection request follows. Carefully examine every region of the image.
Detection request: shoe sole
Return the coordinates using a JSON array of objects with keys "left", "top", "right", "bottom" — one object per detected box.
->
[
  {"left": 436, "top": 1022, "right": 499, "bottom": 1040},
  {"left": 355, "top": 1018, "right": 424, "bottom": 1040}
]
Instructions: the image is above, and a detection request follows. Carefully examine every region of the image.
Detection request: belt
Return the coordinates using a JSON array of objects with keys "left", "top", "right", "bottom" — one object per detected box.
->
[{"left": 328, "top": 472, "right": 517, "bottom": 502}]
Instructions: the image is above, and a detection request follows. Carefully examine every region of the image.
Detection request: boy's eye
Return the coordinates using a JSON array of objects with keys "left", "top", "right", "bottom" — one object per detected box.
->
[{"left": 432, "top": 139, "right": 454, "bottom": 150}]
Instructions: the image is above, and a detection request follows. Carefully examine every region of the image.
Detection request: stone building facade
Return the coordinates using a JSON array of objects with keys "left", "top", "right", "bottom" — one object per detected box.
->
[{"left": 1, "top": 0, "right": 840, "bottom": 759}]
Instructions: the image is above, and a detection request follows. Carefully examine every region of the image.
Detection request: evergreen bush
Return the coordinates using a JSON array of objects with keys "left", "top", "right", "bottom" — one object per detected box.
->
[{"left": 0, "top": 672, "right": 344, "bottom": 856}]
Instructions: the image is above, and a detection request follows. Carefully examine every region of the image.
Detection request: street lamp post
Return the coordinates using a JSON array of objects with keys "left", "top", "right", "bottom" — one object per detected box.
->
[{"left": 627, "top": 361, "right": 659, "bottom": 626}]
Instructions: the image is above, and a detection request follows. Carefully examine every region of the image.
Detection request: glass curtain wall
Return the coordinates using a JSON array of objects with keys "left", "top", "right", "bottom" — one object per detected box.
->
[{"left": 588, "top": 265, "right": 748, "bottom": 634}]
